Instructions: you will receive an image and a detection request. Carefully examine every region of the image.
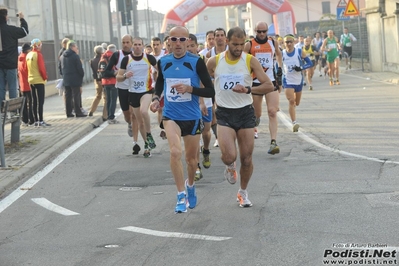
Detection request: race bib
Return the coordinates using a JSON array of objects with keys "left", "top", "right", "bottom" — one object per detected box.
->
[
  {"left": 130, "top": 76, "right": 147, "bottom": 92},
  {"left": 165, "top": 78, "right": 192, "bottom": 102},
  {"left": 255, "top": 52, "right": 273, "bottom": 68},
  {"left": 328, "top": 43, "right": 337, "bottom": 49},
  {"left": 219, "top": 74, "right": 244, "bottom": 91}
]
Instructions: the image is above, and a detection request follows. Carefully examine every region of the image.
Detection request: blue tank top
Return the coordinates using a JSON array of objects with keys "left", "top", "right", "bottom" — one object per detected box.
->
[{"left": 159, "top": 52, "right": 201, "bottom": 120}]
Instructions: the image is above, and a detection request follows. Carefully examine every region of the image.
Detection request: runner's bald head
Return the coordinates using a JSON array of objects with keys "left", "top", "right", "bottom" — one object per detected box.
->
[
  {"left": 169, "top": 26, "right": 189, "bottom": 37},
  {"left": 255, "top": 21, "right": 268, "bottom": 30}
]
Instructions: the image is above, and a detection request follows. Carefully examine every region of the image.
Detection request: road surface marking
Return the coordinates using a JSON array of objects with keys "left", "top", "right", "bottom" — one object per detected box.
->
[
  {"left": 119, "top": 226, "right": 232, "bottom": 241},
  {"left": 31, "top": 198, "right": 80, "bottom": 216},
  {"left": 0, "top": 110, "right": 122, "bottom": 214},
  {"left": 278, "top": 111, "right": 399, "bottom": 165}
]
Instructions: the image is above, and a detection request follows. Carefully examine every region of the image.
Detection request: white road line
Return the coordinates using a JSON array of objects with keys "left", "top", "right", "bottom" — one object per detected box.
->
[
  {"left": 119, "top": 226, "right": 232, "bottom": 241},
  {"left": 278, "top": 111, "right": 399, "bottom": 165},
  {"left": 31, "top": 198, "right": 80, "bottom": 216},
  {"left": 0, "top": 110, "right": 122, "bottom": 214}
]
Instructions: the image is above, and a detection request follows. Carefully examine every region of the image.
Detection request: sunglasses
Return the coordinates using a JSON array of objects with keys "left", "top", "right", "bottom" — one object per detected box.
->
[
  {"left": 256, "top": 30, "right": 267, "bottom": 34},
  {"left": 285, "top": 41, "right": 293, "bottom": 44},
  {"left": 170, "top": 37, "right": 188, "bottom": 42}
]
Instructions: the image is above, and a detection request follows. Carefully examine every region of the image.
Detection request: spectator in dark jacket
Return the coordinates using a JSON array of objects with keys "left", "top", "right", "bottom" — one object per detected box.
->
[
  {"left": 60, "top": 41, "right": 86, "bottom": 118},
  {"left": 0, "top": 8, "right": 28, "bottom": 104},
  {"left": 58, "top": 37, "right": 69, "bottom": 76}
]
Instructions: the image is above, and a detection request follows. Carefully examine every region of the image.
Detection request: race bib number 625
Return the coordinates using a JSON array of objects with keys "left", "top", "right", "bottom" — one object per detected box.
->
[{"left": 219, "top": 74, "right": 244, "bottom": 90}]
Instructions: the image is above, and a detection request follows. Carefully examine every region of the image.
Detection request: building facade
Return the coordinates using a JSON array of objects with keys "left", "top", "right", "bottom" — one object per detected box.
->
[
  {"left": 364, "top": 0, "right": 399, "bottom": 72},
  {"left": 13, "top": 0, "right": 112, "bottom": 81}
]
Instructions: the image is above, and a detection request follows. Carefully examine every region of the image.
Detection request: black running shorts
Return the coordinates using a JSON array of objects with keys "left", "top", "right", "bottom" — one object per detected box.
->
[
  {"left": 215, "top": 104, "right": 256, "bottom": 132},
  {"left": 161, "top": 117, "right": 204, "bottom": 137}
]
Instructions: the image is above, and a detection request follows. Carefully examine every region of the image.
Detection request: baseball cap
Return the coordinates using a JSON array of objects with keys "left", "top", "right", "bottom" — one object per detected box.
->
[{"left": 31, "top": 38, "right": 42, "bottom": 48}]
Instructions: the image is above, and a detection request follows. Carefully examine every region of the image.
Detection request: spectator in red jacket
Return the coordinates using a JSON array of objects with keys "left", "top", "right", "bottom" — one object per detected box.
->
[{"left": 18, "top": 43, "right": 34, "bottom": 126}]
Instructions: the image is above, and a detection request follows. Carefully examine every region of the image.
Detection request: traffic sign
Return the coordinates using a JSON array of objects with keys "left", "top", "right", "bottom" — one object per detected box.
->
[
  {"left": 337, "top": 7, "right": 350, "bottom": 21},
  {"left": 337, "top": 0, "right": 347, "bottom": 7},
  {"left": 344, "top": 0, "right": 360, "bottom": 16}
]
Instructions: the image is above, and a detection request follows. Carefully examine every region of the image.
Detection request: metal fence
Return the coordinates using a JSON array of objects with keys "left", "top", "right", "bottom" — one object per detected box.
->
[{"left": 296, "top": 17, "right": 369, "bottom": 61}]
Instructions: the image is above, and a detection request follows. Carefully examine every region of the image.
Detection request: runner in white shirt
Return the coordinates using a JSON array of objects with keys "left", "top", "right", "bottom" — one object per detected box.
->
[
  {"left": 151, "top": 37, "right": 168, "bottom": 139},
  {"left": 198, "top": 30, "right": 215, "bottom": 57},
  {"left": 206, "top": 27, "right": 274, "bottom": 208},
  {"left": 206, "top": 28, "right": 229, "bottom": 148}
]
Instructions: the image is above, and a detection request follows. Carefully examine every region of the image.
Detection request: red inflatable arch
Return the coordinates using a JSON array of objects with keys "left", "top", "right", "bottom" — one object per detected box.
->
[{"left": 161, "top": 0, "right": 296, "bottom": 36}]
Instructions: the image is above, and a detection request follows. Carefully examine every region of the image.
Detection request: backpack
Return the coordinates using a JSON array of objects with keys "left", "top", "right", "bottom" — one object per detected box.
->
[{"left": 97, "top": 52, "right": 112, "bottom": 79}]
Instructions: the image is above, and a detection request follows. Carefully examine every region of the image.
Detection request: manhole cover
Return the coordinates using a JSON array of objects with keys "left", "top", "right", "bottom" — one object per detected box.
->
[{"left": 119, "top": 187, "right": 142, "bottom": 192}]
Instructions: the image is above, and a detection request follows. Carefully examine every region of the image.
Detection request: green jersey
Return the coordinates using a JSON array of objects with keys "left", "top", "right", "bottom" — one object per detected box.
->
[{"left": 326, "top": 37, "right": 338, "bottom": 62}]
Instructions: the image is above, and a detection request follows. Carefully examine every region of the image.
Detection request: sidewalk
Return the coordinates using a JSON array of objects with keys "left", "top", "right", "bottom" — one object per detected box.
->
[
  {"left": 0, "top": 67, "right": 398, "bottom": 197},
  {"left": 0, "top": 82, "right": 104, "bottom": 196}
]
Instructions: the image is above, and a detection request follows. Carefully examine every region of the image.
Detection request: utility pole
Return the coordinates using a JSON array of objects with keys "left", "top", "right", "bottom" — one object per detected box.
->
[
  {"left": 357, "top": 0, "right": 364, "bottom": 71},
  {"left": 132, "top": 0, "right": 139, "bottom": 37},
  {"left": 51, "top": 0, "right": 60, "bottom": 79},
  {"left": 123, "top": 0, "right": 129, "bottom": 34},
  {"left": 146, "top": 0, "right": 151, "bottom": 39}
]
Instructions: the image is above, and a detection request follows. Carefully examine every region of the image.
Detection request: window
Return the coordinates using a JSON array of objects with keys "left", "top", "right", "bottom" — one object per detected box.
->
[{"left": 322, "top": 1, "right": 331, "bottom": 14}]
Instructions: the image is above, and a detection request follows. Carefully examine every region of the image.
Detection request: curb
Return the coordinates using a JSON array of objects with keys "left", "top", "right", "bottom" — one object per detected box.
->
[{"left": 0, "top": 116, "right": 104, "bottom": 196}]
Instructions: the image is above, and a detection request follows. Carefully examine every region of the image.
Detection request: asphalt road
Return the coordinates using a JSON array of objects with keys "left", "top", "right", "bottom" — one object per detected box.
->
[{"left": 0, "top": 71, "right": 398, "bottom": 266}]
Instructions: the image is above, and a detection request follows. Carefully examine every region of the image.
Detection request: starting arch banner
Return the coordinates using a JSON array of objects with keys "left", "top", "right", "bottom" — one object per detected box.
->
[{"left": 161, "top": 0, "right": 296, "bottom": 36}]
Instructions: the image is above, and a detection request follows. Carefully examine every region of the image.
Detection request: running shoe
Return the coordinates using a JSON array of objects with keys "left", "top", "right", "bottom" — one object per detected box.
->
[
  {"left": 329, "top": 79, "right": 334, "bottom": 86},
  {"left": 224, "top": 162, "right": 237, "bottom": 184},
  {"left": 185, "top": 180, "right": 197, "bottom": 209},
  {"left": 237, "top": 189, "right": 253, "bottom": 208},
  {"left": 303, "top": 82, "right": 307, "bottom": 86},
  {"left": 194, "top": 167, "right": 203, "bottom": 181},
  {"left": 214, "top": 139, "right": 219, "bottom": 147},
  {"left": 127, "top": 123, "right": 132, "bottom": 137},
  {"left": 39, "top": 121, "right": 51, "bottom": 127},
  {"left": 309, "top": 85, "right": 313, "bottom": 91},
  {"left": 175, "top": 193, "right": 188, "bottom": 213},
  {"left": 159, "top": 130, "right": 167, "bottom": 140},
  {"left": 254, "top": 128, "right": 259, "bottom": 139},
  {"left": 81, "top": 107, "right": 88, "bottom": 115},
  {"left": 293, "top": 123, "right": 300, "bottom": 132},
  {"left": 108, "top": 118, "right": 119, "bottom": 124},
  {"left": 146, "top": 133, "right": 156, "bottom": 149},
  {"left": 143, "top": 142, "right": 151, "bottom": 158},
  {"left": 34, "top": 122, "right": 39, "bottom": 127},
  {"left": 132, "top": 143, "right": 141, "bottom": 155},
  {"left": 202, "top": 150, "right": 211, "bottom": 169},
  {"left": 268, "top": 141, "right": 280, "bottom": 155},
  {"left": 336, "top": 80, "right": 340, "bottom": 85}
]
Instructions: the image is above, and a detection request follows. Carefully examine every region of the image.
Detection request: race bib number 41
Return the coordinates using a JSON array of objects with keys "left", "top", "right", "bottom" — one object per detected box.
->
[
  {"left": 165, "top": 78, "right": 192, "bottom": 102},
  {"left": 219, "top": 74, "right": 244, "bottom": 90}
]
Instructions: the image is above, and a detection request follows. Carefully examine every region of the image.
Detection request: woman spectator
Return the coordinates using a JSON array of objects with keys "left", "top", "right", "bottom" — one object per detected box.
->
[{"left": 26, "top": 39, "right": 50, "bottom": 127}]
